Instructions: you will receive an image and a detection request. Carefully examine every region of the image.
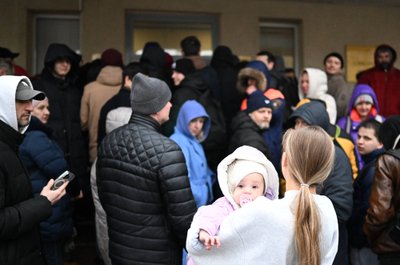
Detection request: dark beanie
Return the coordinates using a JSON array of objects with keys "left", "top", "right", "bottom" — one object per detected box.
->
[
  {"left": 323, "top": 52, "right": 344, "bottom": 69},
  {"left": 379, "top": 115, "right": 400, "bottom": 149},
  {"left": 101, "top": 48, "right": 123, "bottom": 67},
  {"left": 131, "top": 73, "right": 172, "bottom": 115},
  {"left": 246, "top": 90, "right": 273, "bottom": 114},
  {"left": 173, "top": 58, "right": 196, "bottom": 76}
]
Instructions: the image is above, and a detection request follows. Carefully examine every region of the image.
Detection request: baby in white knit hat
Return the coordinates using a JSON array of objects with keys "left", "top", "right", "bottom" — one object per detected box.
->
[{"left": 186, "top": 145, "right": 279, "bottom": 264}]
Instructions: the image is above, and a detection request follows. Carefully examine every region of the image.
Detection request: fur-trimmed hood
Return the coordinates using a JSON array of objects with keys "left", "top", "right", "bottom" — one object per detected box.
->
[{"left": 237, "top": 60, "right": 270, "bottom": 94}]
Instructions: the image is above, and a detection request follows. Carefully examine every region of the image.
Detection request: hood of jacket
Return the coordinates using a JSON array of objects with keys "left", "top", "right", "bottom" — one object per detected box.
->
[
  {"left": 140, "top": 42, "right": 168, "bottom": 70},
  {"left": 179, "top": 73, "right": 209, "bottom": 94},
  {"left": 96, "top": 65, "right": 123, "bottom": 86},
  {"left": 0, "top": 75, "right": 35, "bottom": 133},
  {"left": 288, "top": 100, "right": 330, "bottom": 132},
  {"left": 174, "top": 100, "right": 210, "bottom": 143},
  {"left": 26, "top": 116, "right": 53, "bottom": 137},
  {"left": 299, "top": 68, "right": 328, "bottom": 100},
  {"left": 374, "top": 44, "right": 397, "bottom": 69},
  {"left": 347, "top": 84, "right": 380, "bottom": 115},
  {"left": 237, "top": 60, "right": 271, "bottom": 94},
  {"left": 43, "top": 43, "right": 81, "bottom": 77},
  {"left": 217, "top": 145, "right": 279, "bottom": 210},
  {"left": 379, "top": 115, "right": 400, "bottom": 150},
  {"left": 210, "top": 45, "right": 239, "bottom": 68}
]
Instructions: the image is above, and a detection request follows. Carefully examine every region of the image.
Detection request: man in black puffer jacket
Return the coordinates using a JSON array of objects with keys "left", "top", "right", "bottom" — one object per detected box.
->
[{"left": 97, "top": 73, "right": 197, "bottom": 265}]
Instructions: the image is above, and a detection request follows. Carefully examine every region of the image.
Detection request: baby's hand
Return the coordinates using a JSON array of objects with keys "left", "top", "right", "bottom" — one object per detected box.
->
[{"left": 199, "top": 229, "right": 221, "bottom": 250}]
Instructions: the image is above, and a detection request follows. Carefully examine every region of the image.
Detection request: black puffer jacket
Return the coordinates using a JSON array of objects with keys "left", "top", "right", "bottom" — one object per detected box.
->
[
  {"left": 0, "top": 120, "right": 52, "bottom": 265},
  {"left": 97, "top": 113, "right": 197, "bottom": 265}
]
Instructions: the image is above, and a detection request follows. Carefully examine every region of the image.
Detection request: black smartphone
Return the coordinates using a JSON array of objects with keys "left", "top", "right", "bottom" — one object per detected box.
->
[{"left": 51, "top": 170, "right": 75, "bottom": 190}]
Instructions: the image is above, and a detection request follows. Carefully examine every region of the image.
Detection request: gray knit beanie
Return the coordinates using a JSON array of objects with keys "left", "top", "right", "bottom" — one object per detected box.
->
[{"left": 130, "top": 73, "right": 172, "bottom": 115}]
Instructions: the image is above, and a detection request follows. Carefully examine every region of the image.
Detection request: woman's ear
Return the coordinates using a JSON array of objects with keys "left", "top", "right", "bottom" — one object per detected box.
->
[
  {"left": 281, "top": 151, "right": 289, "bottom": 179},
  {"left": 281, "top": 152, "right": 287, "bottom": 168}
]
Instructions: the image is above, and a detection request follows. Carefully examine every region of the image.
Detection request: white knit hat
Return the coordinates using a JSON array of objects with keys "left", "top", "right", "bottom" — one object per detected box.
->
[
  {"left": 227, "top": 159, "right": 268, "bottom": 195},
  {"left": 217, "top": 145, "right": 279, "bottom": 209}
]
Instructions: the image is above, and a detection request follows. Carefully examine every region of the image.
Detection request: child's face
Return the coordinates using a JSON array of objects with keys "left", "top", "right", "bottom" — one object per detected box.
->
[
  {"left": 233, "top": 173, "right": 265, "bottom": 205},
  {"left": 355, "top": 102, "right": 372, "bottom": 120},
  {"left": 356, "top": 127, "right": 382, "bottom": 155}
]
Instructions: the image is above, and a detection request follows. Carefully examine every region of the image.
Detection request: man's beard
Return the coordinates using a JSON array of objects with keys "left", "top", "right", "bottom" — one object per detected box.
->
[
  {"left": 378, "top": 62, "right": 391, "bottom": 70},
  {"left": 257, "top": 121, "right": 270, "bottom": 130}
]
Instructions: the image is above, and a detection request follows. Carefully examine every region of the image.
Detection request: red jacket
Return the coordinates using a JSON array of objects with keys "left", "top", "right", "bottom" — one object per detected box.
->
[{"left": 358, "top": 65, "right": 400, "bottom": 117}]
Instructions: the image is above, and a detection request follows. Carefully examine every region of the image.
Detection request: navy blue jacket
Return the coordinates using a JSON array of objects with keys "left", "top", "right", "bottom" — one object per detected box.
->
[
  {"left": 349, "top": 148, "right": 385, "bottom": 248},
  {"left": 19, "top": 117, "right": 74, "bottom": 242}
]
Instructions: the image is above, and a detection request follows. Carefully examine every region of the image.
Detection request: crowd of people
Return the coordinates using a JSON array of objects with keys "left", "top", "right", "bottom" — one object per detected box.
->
[{"left": 1, "top": 37, "right": 400, "bottom": 265}]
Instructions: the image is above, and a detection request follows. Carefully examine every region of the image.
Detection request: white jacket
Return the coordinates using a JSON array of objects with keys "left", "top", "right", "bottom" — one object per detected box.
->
[
  {"left": 299, "top": 68, "right": 337, "bottom": 124},
  {"left": 187, "top": 191, "right": 339, "bottom": 265}
]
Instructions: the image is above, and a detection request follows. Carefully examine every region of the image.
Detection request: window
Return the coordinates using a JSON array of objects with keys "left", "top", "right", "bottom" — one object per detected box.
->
[
  {"left": 32, "top": 14, "right": 80, "bottom": 75},
  {"left": 259, "top": 21, "right": 301, "bottom": 75},
  {"left": 125, "top": 11, "right": 219, "bottom": 62}
]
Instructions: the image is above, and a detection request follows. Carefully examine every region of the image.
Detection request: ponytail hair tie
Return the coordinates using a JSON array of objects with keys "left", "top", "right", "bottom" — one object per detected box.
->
[{"left": 300, "top": 183, "right": 309, "bottom": 188}]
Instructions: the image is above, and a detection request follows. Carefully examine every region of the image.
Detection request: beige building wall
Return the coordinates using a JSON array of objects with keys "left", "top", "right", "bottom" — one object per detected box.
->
[{"left": 1, "top": 0, "right": 399, "bottom": 76}]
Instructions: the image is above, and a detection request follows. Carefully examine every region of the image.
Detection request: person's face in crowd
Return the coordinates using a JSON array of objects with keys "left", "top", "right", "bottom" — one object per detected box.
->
[
  {"left": 189, "top": 117, "right": 206, "bottom": 138},
  {"left": 377, "top": 51, "right": 392, "bottom": 70},
  {"left": 249, "top": 107, "right": 272, "bottom": 129},
  {"left": 172, "top": 71, "right": 185, "bottom": 86},
  {"left": 300, "top": 72, "right": 309, "bottom": 96},
  {"left": 53, "top": 58, "right": 71, "bottom": 78},
  {"left": 232, "top": 173, "right": 265, "bottom": 205},
  {"left": 156, "top": 101, "right": 172, "bottom": 124},
  {"left": 245, "top": 78, "right": 258, "bottom": 95},
  {"left": 324, "top": 56, "right": 342, "bottom": 75},
  {"left": 294, "top": 117, "right": 309, "bottom": 129},
  {"left": 355, "top": 102, "right": 372, "bottom": 120},
  {"left": 356, "top": 127, "right": 383, "bottom": 155},
  {"left": 32, "top": 98, "right": 50, "bottom": 124},
  {"left": 124, "top": 76, "right": 133, "bottom": 89},
  {"left": 256, "top": 55, "right": 274, "bottom": 71},
  {"left": 15, "top": 99, "right": 33, "bottom": 127}
]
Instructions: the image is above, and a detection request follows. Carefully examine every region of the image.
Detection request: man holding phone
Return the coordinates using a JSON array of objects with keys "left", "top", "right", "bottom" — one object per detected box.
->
[{"left": 0, "top": 75, "right": 68, "bottom": 265}]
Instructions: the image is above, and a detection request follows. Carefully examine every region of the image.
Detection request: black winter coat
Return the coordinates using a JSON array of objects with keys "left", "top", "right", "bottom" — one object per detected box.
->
[
  {"left": 32, "top": 43, "right": 88, "bottom": 184},
  {"left": 0, "top": 120, "right": 52, "bottom": 265},
  {"left": 97, "top": 113, "right": 197, "bottom": 265},
  {"left": 228, "top": 111, "right": 271, "bottom": 159},
  {"left": 97, "top": 87, "right": 131, "bottom": 146},
  {"left": 349, "top": 148, "right": 385, "bottom": 248}
]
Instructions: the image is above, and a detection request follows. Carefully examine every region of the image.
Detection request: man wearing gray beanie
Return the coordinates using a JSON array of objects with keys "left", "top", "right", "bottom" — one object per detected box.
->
[{"left": 96, "top": 73, "right": 197, "bottom": 265}]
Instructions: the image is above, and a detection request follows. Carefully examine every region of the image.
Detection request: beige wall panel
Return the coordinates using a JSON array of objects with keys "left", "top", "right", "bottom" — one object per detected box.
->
[{"left": 1, "top": 0, "right": 399, "bottom": 73}]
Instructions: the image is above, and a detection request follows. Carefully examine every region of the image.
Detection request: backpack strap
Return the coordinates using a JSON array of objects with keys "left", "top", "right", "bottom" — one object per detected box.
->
[
  {"left": 335, "top": 125, "right": 341, "bottom": 138},
  {"left": 346, "top": 116, "right": 351, "bottom": 134},
  {"left": 386, "top": 149, "right": 400, "bottom": 160}
]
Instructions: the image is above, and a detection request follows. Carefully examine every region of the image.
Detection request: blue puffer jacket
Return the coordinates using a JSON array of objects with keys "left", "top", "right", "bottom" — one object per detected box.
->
[{"left": 19, "top": 117, "right": 73, "bottom": 242}]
